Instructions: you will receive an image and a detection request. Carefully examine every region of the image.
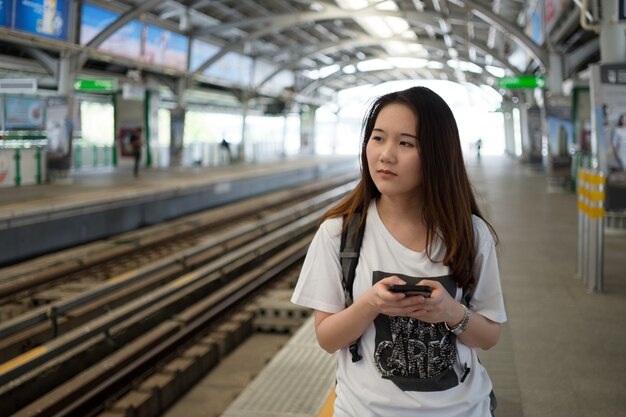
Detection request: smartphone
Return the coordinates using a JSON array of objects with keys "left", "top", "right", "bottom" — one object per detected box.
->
[{"left": 388, "top": 284, "right": 432, "bottom": 297}]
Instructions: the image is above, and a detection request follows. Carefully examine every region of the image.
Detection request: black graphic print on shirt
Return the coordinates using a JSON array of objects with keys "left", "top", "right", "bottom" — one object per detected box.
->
[{"left": 372, "top": 271, "right": 460, "bottom": 392}]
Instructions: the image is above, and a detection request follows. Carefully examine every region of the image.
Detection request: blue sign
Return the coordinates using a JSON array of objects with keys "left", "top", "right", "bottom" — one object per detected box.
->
[
  {"left": 13, "top": 0, "right": 70, "bottom": 41},
  {"left": 13, "top": 0, "right": 69, "bottom": 41},
  {"left": 620, "top": 0, "right": 626, "bottom": 21},
  {"left": 0, "top": 0, "right": 12, "bottom": 28}
]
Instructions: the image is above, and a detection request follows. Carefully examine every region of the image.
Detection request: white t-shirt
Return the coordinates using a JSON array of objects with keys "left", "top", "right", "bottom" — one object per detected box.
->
[{"left": 291, "top": 200, "right": 507, "bottom": 417}]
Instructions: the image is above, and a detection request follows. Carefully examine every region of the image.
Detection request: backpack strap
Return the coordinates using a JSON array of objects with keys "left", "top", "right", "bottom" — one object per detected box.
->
[{"left": 339, "top": 213, "right": 365, "bottom": 362}]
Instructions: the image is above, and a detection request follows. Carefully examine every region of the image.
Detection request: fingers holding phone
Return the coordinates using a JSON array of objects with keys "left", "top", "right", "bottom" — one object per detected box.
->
[{"left": 388, "top": 284, "right": 432, "bottom": 298}]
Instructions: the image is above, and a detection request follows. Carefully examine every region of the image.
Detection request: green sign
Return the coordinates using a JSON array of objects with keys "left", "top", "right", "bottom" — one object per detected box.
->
[
  {"left": 497, "top": 75, "right": 545, "bottom": 89},
  {"left": 74, "top": 79, "right": 116, "bottom": 92}
]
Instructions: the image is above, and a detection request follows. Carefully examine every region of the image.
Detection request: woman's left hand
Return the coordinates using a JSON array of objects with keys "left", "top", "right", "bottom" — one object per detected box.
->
[{"left": 405, "top": 279, "right": 465, "bottom": 325}]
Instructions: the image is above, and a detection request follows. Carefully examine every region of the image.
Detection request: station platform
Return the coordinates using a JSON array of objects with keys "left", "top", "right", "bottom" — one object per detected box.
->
[
  {"left": 167, "top": 155, "right": 625, "bottom": 417},
  {"left": 0, "top": 155, "right": 358, "bottom": 266}
]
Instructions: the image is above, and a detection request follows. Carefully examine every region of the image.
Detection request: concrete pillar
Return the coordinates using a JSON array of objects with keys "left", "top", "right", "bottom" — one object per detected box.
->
[
  {"left": 47, "top": 51, "right": 76, "bottom": 184},
  {"left": 300, "top": 106, "right": 316, "bottom": 155},
  {"left": 501, "top": 99, "right": 515, "bottom": 156},
  {"left": 548, "top": 52, "right": 564, "bottom": 95},
  {"left": 518, "top": 98, "right": 531, "bottom": 162},
  {"left": 600, "top": 0, "right": 626, "bottom": 63},
  {"left": 169, "top": 79, "right": 186, "bottom": 167},
  {"left": 240, "top": 92, "right": 250, "bottom": 162}
]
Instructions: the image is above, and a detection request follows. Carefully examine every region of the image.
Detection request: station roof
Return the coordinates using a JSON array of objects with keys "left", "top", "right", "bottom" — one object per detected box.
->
[{"left": 0, "top": 0, "right": 601, "bottom": 108}]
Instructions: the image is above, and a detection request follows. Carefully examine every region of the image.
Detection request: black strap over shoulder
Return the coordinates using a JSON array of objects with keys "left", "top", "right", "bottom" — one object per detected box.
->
[{"left": 339, "top": 213, "right": 365, "bottom": 362}]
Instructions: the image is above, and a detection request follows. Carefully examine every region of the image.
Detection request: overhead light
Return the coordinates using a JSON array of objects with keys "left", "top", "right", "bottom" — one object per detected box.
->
[
  {"left": 343, "top": 65, "right": 357, "bottom": 74},
  {"left": 319, "top": 64, "right": 340, "bottom": 78},
  {"left": 384, "top": 40, "right": 420, "bottom": 56},
  {"left": 485, "top": 65, "right": 506, "bottom": 78},
  {"left": 359, "top": 17, "right": 394, "bottom": 38},
  {"left": 304, "top": 64, "right": 340, "bottom": 80},
  {"left": 310, "top": 2, "right": 325, "bottom": 12},
  {"left": 427, "top": 61, "right": 445, "bottom": 69},
  {"left": 447, "top": 59, "right": 483, "bottom": 74},
  {"left": 357, "top": 59, "right": 394, "bottom": 72},
  {"left": 336, "top": 0, "right": 368, "bottom": 9},
  {"left": 388, "top": 57, "right": 429, "bottom": 68}
]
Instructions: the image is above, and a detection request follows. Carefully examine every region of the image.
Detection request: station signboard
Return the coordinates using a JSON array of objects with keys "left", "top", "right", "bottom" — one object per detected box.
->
[
  {"left": 619, "top": 0, "right": 626, "bottom": 21},
  {"left": 498, "top": 75, "right": 545, "bottom": 89},
  {"left": 74, "top": 78, "right": 117, "bottom": 92}
]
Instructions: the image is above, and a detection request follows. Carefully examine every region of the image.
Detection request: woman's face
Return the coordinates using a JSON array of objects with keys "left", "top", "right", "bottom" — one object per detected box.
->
[{"left": 366, "top": 103, "right": 423, "bottom": 199}]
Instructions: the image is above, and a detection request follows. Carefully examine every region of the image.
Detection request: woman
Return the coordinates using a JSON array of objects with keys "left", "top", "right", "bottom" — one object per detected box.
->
[{"left": 291, "top": 86, "right": 506, "bottom": 416}]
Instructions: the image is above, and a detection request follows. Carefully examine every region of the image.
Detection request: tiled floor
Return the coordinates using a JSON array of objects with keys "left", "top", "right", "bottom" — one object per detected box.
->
[{"left": 472, "top": 156, "right": 626, "bottom": 417}]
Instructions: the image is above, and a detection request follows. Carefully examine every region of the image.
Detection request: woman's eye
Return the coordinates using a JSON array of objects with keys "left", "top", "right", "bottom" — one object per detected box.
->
[
  {"left": 371, "top": 135, "right": 383, "bottom": 142},
  {"left": 400, "top": 141, "right": 415, "bottom": 147}
]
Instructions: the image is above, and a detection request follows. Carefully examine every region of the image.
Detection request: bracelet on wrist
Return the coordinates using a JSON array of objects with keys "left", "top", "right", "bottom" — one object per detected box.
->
[{"left": 444, "top": 304, "right": 470, "bottom": 335}]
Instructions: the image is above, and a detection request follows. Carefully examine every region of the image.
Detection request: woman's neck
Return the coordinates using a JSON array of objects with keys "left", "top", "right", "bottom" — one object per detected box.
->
[{"left": 376, "top": 194, "right": 424, "bottom": 222}]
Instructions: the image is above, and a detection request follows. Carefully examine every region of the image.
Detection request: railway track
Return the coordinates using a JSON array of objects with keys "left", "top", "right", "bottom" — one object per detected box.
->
[
  {"left": 0, "top": 174, "right": 355, "bottom": 308},
  {"left": 0, "top": 177, "right": 355, "bottom": 416}
]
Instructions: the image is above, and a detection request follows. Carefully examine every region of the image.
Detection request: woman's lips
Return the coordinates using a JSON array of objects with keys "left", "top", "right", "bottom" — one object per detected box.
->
[{"left": 377, "top": 169, "right": 397, "bottom": 177}]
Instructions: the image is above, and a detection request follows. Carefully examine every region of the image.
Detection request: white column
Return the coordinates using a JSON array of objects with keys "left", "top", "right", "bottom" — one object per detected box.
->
[
  {"left": 600, "top": 0, "right": 626, "bottom": 63},
  {"left": 548, "top": 52, "right": 564, "bottom": 95}
]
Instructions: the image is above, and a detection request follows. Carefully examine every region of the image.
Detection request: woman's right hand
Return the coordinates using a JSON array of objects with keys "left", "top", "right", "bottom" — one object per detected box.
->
[{"left": 365, "top": 276, "right": 428, "bottom": 317}]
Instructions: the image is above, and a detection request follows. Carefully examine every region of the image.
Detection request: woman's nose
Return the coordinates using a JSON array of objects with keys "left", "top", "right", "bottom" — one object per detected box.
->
[{"left": 380, "top": 142, "right": 396, "bottom": 163}]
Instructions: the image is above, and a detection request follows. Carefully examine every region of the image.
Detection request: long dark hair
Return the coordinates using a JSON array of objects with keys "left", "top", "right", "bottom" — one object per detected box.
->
[{"left": 323, "top": 86, "right": 497, "bottom": 290}]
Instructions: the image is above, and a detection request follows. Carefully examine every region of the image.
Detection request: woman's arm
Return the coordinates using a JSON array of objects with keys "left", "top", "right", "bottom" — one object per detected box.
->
[
  {"left": 314, "top": 275, "right": 430, "bottom": 353},
  {"left": 442, "top": 300, "right": 502, "bottom": 350},
  {"left": 314, "top": 298, "right": 378, "bottom": 353},
  {"left": 408, "top": 279, "right": 502, "bottom": 350}
]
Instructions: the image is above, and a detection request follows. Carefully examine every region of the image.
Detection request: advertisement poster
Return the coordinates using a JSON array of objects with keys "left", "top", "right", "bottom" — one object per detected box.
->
[
  {"left": 590, "top": 63, "right": 626, "bottom": 173},
  {"left": 0, "top": 150, "right": 14, "bottom": 187},
  {"left": 46, "top": 97, "right": 69, "bottom": 154},
  {"left": 13, "top": 0, "right": 70, "bottom": 41},
  {"left": 525, "top": 0, "right": 544, "bottom": 46},
  {"left": 117, "top": 127, "right": 141, "bottom": 157},
  {"left": 4, "top": 96, "right": 45, "bottom": 130},
  {"left": 545, "top": 0, "right": 572, "bottom": 34},
  {"left": 81, "top": 2, "right": 188, "bottom": 71},
  {"left": 0, "top": 0, "right": 11, "bottom": 28},
  {"left": 140, "top": 25, "right": 188, "bottom": 71}
]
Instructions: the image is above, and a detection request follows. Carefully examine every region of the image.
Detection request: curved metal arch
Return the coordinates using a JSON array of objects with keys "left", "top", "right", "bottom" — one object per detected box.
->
[
  {"left": 465, "top": 0, "right": 548, "bottom": 70},
  {"left": 191, "top": 6, "right": 453, "bottom": 76},
  {"left": 193, "top": 3, "right": 447, "bottom": 37},
  {"left": 452, "top": 32, "right": 520, "bottom": 75},
  {"left": 299, "top": 53, "right": 500, "bottom": 96},
  {"left": 255, "top": 35, "right": 455, "bottom": 88},
  {"left": 300, "top": 67, "right": 454, "bottom": 96},
  {"left": 192, "top": 4, "right": 535, "bottom": 83}
]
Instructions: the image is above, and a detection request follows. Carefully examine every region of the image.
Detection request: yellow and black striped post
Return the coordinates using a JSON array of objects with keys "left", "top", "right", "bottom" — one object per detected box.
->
[{"left": 576, "top": 169, "right": 606, "bottom": 292}]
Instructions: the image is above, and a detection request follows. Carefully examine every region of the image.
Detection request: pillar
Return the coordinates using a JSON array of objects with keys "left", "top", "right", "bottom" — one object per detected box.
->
[{"left": 599, "top": 0, "right": 626, "bottom": 64}]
